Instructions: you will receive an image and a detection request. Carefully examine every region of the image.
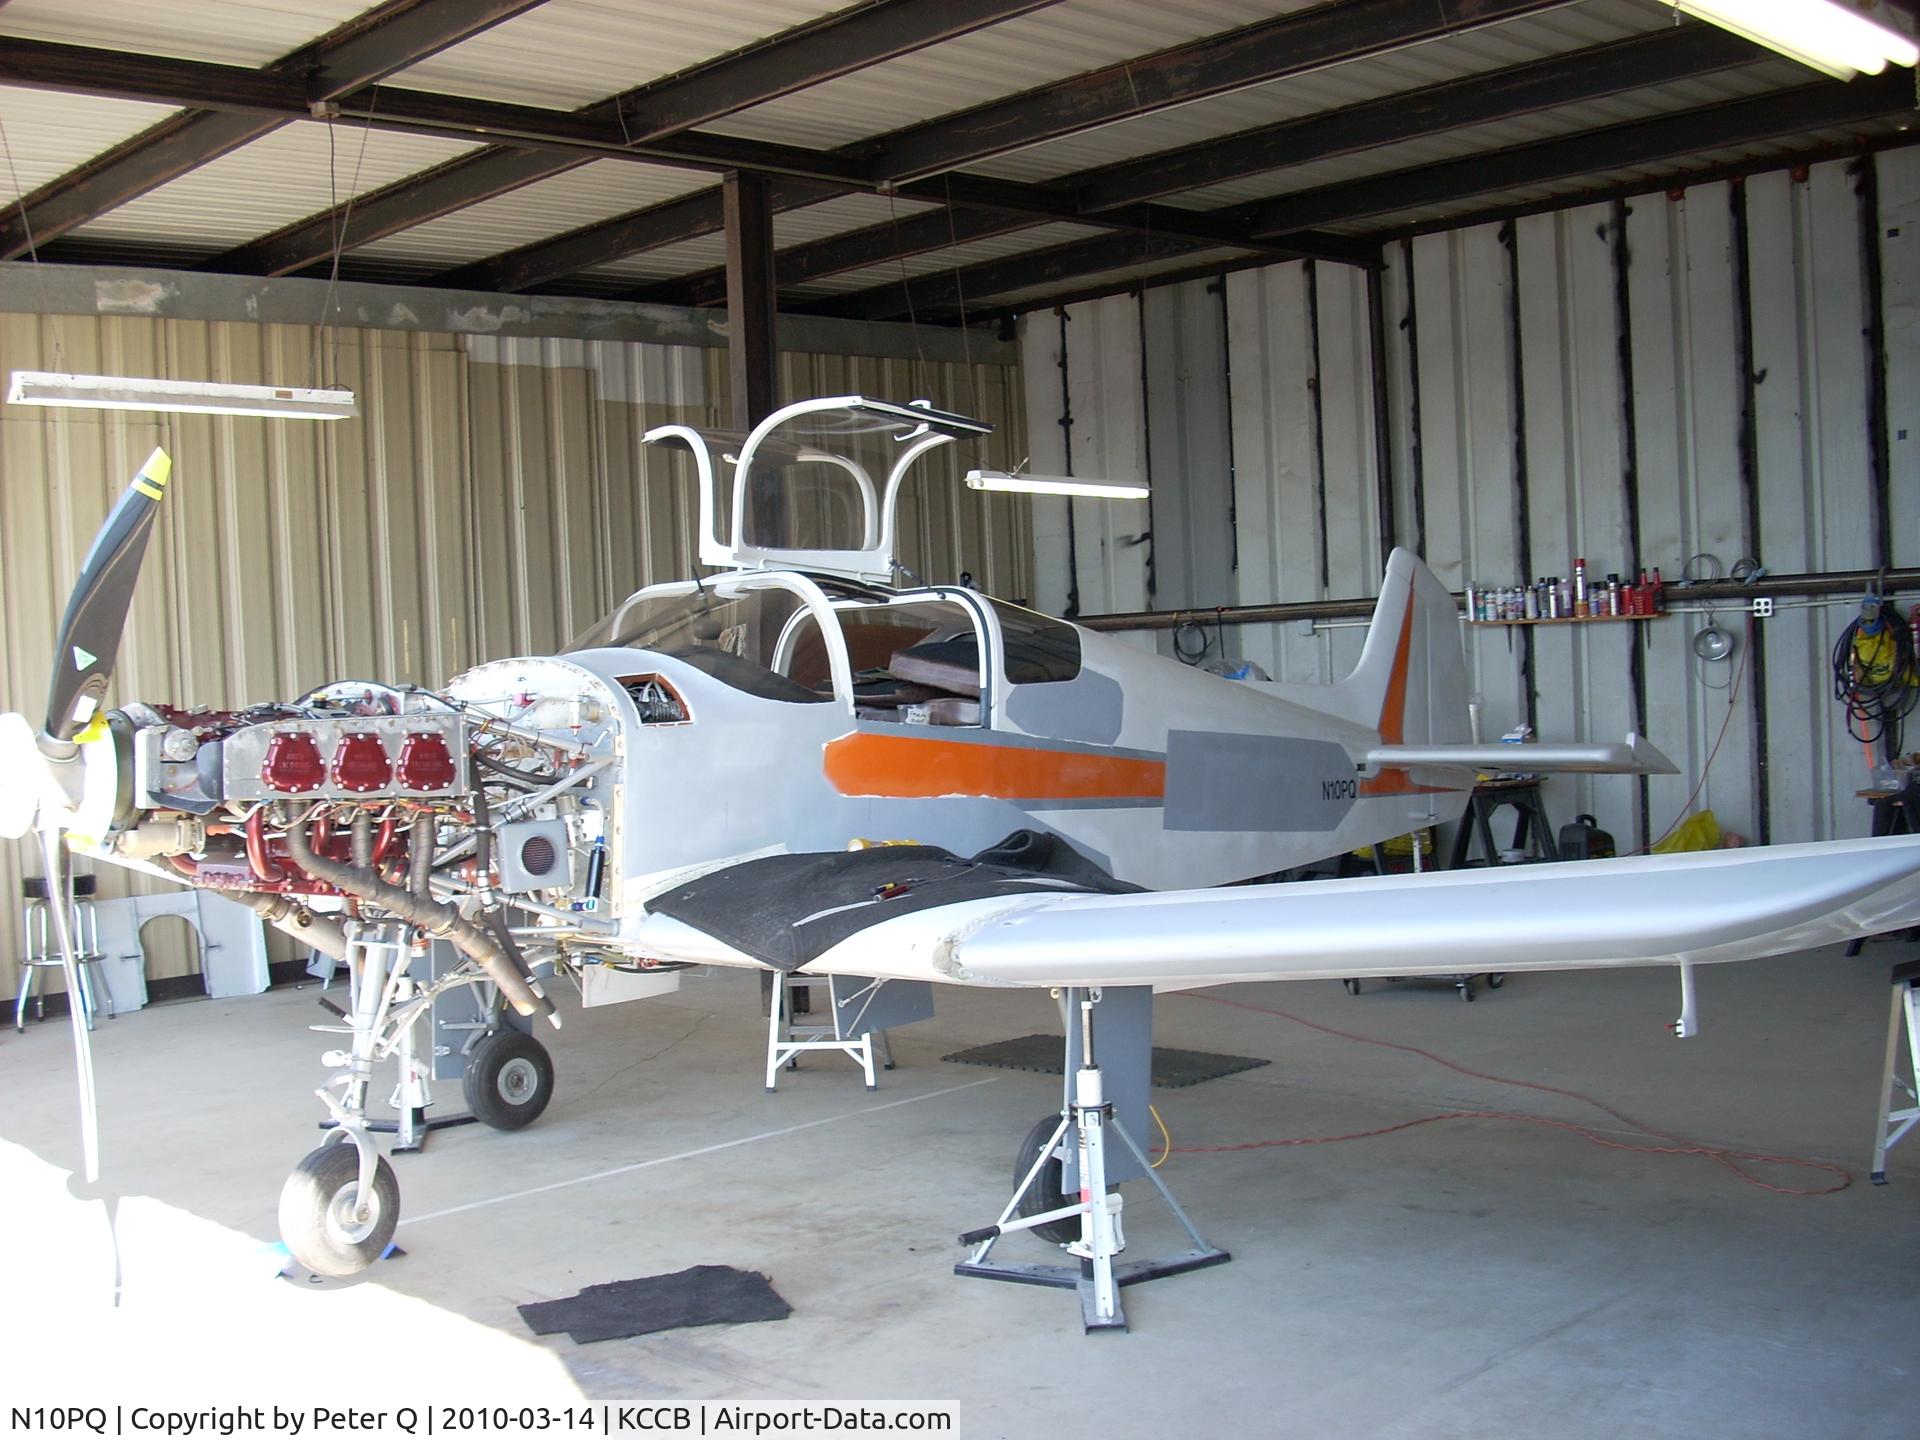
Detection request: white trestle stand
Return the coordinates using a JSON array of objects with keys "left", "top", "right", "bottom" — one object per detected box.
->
[
  {"left": 765, "top": 970, "right": 901, "bottom": 1091},
  {"left": 1870, "top": 957, "right": 1920, "bottom": 1184},
  {"left": 954, "top": 986, "right": 1229, "bottom": 1332}
]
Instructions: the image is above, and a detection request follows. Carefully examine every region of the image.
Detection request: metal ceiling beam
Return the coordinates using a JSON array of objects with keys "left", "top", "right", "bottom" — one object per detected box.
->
[
  {"left": 639, "top": 206, "right": 1035, "bottom": 307},
  {"left": 417, "top": 0, "right": 1565, "bottom": 292},
  {"left": 0, "top": 0, "right": 545, "bottom": 260},
  {"left": 804, "top": 71, "right": 1918, "bottom": 321},
  {"left": 852, "top": 0, "right": 1577, "bottom": 182},
  {"left": 205, "top": 0, "right": 1058, "bottom": 276},
  {"left": 0, "top": 38, "right": 888, "bottom": 184},
  {"left": 0, "top": 0, "right": 1574, "bottom": 286},
  {"left": 807, "top": 231, "right": 1227, "bottom": 321},
  {"left": 435, "top": 177, "right": 845, "bottom": 293},
  {"left": 0, "top": 29, "right": 1315, "bottom": 283},
  {"left": 958, "top": 130, "right": 1920, "bottom": 321},
  {"left": 639, "top": 23, "right": 1762, "bottom": 307},
  {"left": 1234, "top": 68, "right": 1917, "bottom": 235},
  {"left": 1070, "top": 22, "right": 1762, "bottom": 212}
]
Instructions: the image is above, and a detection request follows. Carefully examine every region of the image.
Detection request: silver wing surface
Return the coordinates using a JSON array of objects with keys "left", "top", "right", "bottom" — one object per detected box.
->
[{"left": 629, "top": 836, "right": 1920, "bottom": 989}]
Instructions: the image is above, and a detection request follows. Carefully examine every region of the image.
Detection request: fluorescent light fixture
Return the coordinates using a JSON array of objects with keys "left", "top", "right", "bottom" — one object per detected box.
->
[
  {"left": 7, "top": 371, "right": 359, "bottom": 421},
  {"left": 1670, "top": 0, "right": 1919, "bottom": 79},
  {"left": 966, "top": 468, "right": 1150, "bottom": 500}
]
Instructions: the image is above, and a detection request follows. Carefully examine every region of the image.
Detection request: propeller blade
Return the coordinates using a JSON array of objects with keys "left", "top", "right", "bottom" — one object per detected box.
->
[
  {"left": 44, "top": 448, "right": 171, "bottom": 746},
  {"left": 39, "top": 826, "right": 100, "bottom": 1183}
]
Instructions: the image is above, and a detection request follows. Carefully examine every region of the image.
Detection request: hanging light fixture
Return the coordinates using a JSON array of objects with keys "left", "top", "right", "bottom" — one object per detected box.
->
[
  {"left": 1668, "top": 0, "right": 1919, "bottom": 80},
  {"left": 7, "top": 371, "right": 359, "bottom": 421},
  {"left": 965, "top": 468, "right": 1150, "bottom": 500}
]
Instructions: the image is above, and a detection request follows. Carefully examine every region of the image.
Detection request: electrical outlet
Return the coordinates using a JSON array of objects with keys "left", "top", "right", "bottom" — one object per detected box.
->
[{"left": 1752, "top": 598, "right": 1774, "bottom": 619}]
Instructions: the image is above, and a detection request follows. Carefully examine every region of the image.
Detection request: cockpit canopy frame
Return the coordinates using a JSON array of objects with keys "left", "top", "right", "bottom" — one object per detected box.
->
[{"left": 641, "top": 395, "right": 992, "bottom": 583}]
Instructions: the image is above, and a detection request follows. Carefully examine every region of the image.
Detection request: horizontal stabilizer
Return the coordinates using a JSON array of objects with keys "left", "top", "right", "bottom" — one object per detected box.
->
[{"left": 1366, "top": 732, "right": 1678, "bottom": 776}]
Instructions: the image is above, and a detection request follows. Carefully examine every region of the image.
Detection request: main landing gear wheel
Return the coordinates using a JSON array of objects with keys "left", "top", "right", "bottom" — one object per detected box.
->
[
  {"left": 464, "top": 1028, "right": 555, "bottom": 1130},
  {"left": 279, "top": 1142, "right": 399, "bottom": 1278},
  {"left": 1013, "top": 1113, "right": 1080, "bottom": 1247}
]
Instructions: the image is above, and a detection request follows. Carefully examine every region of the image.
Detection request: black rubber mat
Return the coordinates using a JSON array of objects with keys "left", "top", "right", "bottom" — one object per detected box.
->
[
  {"left": 518, "top": 1264, "right": 791, "bottom": 1344},
  {"left": 941, "top": 1034, "right": 1269, "bottom": 1089}
]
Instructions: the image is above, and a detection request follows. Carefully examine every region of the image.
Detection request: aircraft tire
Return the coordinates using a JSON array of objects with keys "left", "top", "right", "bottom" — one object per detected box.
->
[
  {"left": 279, "top": 1142, "right": 398, "bottom": 1278},
  {"left": 1013, "top": 1113, "right": 1080, "bottom": 1246},
  {"left": 464, "top": 1028, "right": 555, "bottom": 1130}
]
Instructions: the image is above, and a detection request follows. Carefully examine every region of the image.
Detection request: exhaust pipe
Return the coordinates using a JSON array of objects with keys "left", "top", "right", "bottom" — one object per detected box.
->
[
  {"left": 235, "top": 891, "right": 352, "bottom": 963},
  {"left": 285, "top": 816, "right": 555, "bottom": 1023}
]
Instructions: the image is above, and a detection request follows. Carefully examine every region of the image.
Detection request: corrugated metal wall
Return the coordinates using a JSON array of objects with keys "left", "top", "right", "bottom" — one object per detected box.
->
[
  {"left": 1023, "top": 147, "right": 1920, "bottom": 852},
  {"left": 0, "top": 315, "right": 1026, "bottom": 1000}
]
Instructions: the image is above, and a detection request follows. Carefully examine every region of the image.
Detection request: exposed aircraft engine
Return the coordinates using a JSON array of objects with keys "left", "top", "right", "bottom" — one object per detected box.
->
[{"left": 75, "top": 673, "right": 629, "bottom": 1026}]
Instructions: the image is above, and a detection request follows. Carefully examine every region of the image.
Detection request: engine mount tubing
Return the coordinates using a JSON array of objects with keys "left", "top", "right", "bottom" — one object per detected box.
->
[{"left": 285, "top": 817, "right": 552, "bottom": 1021}]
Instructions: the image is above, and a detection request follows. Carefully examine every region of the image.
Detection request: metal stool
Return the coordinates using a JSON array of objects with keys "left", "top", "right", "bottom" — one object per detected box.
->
[{"left": 17, "top": 872, "right": 115, "bottom": 1031}]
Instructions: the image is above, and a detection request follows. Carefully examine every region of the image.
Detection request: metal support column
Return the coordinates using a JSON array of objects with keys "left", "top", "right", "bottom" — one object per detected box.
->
[{"left": 724, "top": 169, "right": 778, "bottom": 431}]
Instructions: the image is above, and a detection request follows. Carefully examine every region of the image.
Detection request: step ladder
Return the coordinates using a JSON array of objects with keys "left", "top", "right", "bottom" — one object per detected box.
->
[
  {"left": 765, "top": 971, "right": 895, "bottom": 1091},
  {"left": 1870, "top": 957, "right": 1920, "bottom": 1184}
]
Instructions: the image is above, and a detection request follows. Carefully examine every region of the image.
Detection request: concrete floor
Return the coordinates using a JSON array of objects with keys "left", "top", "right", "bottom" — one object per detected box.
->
[{"left": 2, "top": 942, "right": 1917, "bottom": 1437}]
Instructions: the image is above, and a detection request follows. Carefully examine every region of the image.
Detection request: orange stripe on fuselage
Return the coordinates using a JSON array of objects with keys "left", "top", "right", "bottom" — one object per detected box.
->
[{"left": 824, "top": 730, "right": 1166, "bottom": 802}]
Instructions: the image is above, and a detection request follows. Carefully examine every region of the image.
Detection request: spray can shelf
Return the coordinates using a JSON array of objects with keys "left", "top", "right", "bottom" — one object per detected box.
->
[{"left": 1466, "top": 613, "right": 1667, "bottom": 627}]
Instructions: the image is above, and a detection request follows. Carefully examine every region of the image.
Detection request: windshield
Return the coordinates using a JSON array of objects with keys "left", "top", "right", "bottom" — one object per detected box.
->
[{"left": 567, "top": 581, "right": 832, "bottom": 704}]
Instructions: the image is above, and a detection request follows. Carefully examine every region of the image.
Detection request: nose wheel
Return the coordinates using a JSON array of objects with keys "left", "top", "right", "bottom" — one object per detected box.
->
[
  {"left": 463, "top": 1027, "right": 555, "bottom": 1130},
  {"left": 279, "top": 1141, "right": 399, "bottom": 1277}
]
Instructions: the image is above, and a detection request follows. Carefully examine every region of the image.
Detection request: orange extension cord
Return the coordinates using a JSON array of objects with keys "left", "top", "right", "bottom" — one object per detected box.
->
[{"left": 1171, "top": 991, "right": 1851, "bottom": 1196}]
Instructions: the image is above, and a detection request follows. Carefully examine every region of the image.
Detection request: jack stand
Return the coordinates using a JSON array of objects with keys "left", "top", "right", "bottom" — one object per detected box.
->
[
  {"left": 1870, "top": 957, "right": 1920, "bottom": 1184},
  {"left": 954, "top": 987, "right": 1229, "bottom": 1332}
]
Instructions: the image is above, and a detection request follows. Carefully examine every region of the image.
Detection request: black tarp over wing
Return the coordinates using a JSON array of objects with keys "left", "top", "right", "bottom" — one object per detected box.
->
[{"left": 645, "top": 830, "right": 1138, "bottom": 971}]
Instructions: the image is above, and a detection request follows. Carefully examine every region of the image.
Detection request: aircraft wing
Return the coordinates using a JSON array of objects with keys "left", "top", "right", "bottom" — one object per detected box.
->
[{"left": 628, "top": 836, "right": 1920, "bottom": 989}]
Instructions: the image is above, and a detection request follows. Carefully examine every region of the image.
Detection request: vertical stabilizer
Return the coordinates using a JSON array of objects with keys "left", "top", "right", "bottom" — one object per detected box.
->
[{"left": 1330, "top": 548, "right": 1471, "bottom": 747}]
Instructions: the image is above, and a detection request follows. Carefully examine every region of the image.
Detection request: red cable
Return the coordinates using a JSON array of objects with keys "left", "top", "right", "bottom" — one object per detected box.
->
[{"left": 1175, "top": 991, "right": 1850, "bottom": 1196}]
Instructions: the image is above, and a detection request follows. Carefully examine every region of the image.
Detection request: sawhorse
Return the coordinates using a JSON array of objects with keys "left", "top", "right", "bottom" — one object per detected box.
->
[
  {"left": 1870, "top": 957, "right": 1920, "bottom": 1184},
  {"left": 1448, "top": 779, "right": 1559, "bottom": 868}
]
